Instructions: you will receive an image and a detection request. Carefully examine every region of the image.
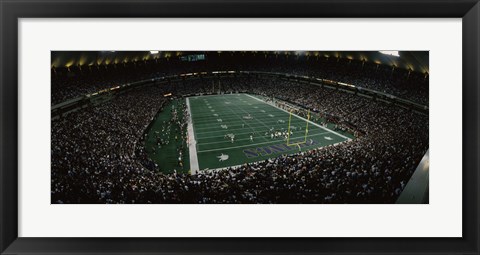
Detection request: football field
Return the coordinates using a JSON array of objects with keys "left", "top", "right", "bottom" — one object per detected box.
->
[{"left": 187, "top": 93, "right": 352, "bottom": 172}]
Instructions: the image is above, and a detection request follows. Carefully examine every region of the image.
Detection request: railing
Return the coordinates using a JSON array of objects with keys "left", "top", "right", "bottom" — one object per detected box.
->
[{"left": 396, "top": 150, "right": 429, "bottom": 204}]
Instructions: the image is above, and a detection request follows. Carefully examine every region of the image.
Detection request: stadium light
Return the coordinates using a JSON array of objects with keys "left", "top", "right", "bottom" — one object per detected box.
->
[
  {"left": 379, "top": 51, "right": 400, "bottom": 57},
  {"left": 150, "top": 51, "right": 159, "bottom": 54}
]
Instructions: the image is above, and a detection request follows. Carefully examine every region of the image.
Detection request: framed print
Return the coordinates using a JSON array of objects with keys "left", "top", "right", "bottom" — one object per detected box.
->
[{"left": 1, "top": 0, "right": 479, "bottom": 254}]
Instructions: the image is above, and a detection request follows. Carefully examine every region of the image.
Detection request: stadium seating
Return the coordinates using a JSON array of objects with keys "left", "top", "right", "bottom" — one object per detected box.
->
[
  {"left": 51, "top": 73, "right": 428, "bottom": 203},
  {"left": 52, "top": 54, "right": 429, "bottom": 105}
]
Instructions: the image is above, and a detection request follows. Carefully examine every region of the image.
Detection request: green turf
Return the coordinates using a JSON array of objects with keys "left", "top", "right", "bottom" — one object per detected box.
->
[
  {"left": 145, "top": 99, "right": 190, "bottom": 173},
  {"left": 188, "top": 93, "right": 351, "bottom": 170}
]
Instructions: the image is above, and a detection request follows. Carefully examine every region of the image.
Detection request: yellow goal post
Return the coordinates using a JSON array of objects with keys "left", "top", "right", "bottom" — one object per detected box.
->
[{"left": 286, "top": 109, "right": 310, "bottom": 146}]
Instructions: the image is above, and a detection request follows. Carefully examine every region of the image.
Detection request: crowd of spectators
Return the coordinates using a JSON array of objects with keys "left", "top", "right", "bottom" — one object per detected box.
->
[
  {"left": 52, "top": 55, "right": 429, "bottom": 105},
  {"left": 52, "top": 75, "right": 428, "bottom": 204},
  {"left": 51, "top": 86, "right": 166, "bottom": 203}
]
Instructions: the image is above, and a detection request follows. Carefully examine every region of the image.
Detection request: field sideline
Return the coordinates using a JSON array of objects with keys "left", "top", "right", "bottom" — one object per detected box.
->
[{"left": 187, "top": 93, "right": 352, "bottom": 172}]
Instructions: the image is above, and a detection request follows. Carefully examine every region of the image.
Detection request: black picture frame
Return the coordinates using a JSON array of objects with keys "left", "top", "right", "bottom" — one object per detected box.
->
[{"left": 1, "top": 0, "right": 479, "bottom": 254}]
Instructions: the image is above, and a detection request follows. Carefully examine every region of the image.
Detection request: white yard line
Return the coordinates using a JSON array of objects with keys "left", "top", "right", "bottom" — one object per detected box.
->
[
  {"left": 218, "top": 97, "right": 265, "bottom": 142},
  {"left": 197, "top": 127, "right": 326, "bottom": 140},
  {"left": 193, "top": 109, "right": 278, "bottom": 118},
  {"left": 194, "top": 114, "right": 279, "bottom": 124},
  {"left": 201, "top": 139, "right": 351, "bottom": 172},
  {"left": 198, "top": 131, "right": 332, "bottom": 147},
  {"left": 190, "top": 93, "right": 240, "bottom": 99},
  {"left": 230, "top": 97, "right": 274, "bottom": 131},
  {"left": 186, "top": 98, "right": 200, "bottom": 174},
  {"left": 245, "top": 94, "right": 352, "bottom": 140},
  {"left": 198, "top": 129, "right": 268, "bottom": 139},
  {"left": 194, "top": 118, "right": 306, "bottom": 131},
  {"left": 198, "top": 138, "right": 292, "bottom": 153}
]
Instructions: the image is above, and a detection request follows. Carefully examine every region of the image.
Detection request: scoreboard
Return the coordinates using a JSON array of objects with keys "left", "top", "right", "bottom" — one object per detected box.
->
[{"left": 180, "top": 54, "right": 206, "bottom": 62}]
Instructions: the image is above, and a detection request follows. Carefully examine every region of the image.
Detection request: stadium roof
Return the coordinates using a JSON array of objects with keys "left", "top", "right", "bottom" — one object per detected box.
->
[
  {"left": 317, "top": 51, "right": 428, "bottom": 73},
  {"left": 51, "top": 51, "right": 428, "bottom": 73}
]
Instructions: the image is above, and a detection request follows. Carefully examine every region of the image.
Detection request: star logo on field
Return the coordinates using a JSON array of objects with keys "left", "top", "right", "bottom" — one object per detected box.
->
[{"left": 217, "top": 153, "right": 229, "bottom": 162}]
